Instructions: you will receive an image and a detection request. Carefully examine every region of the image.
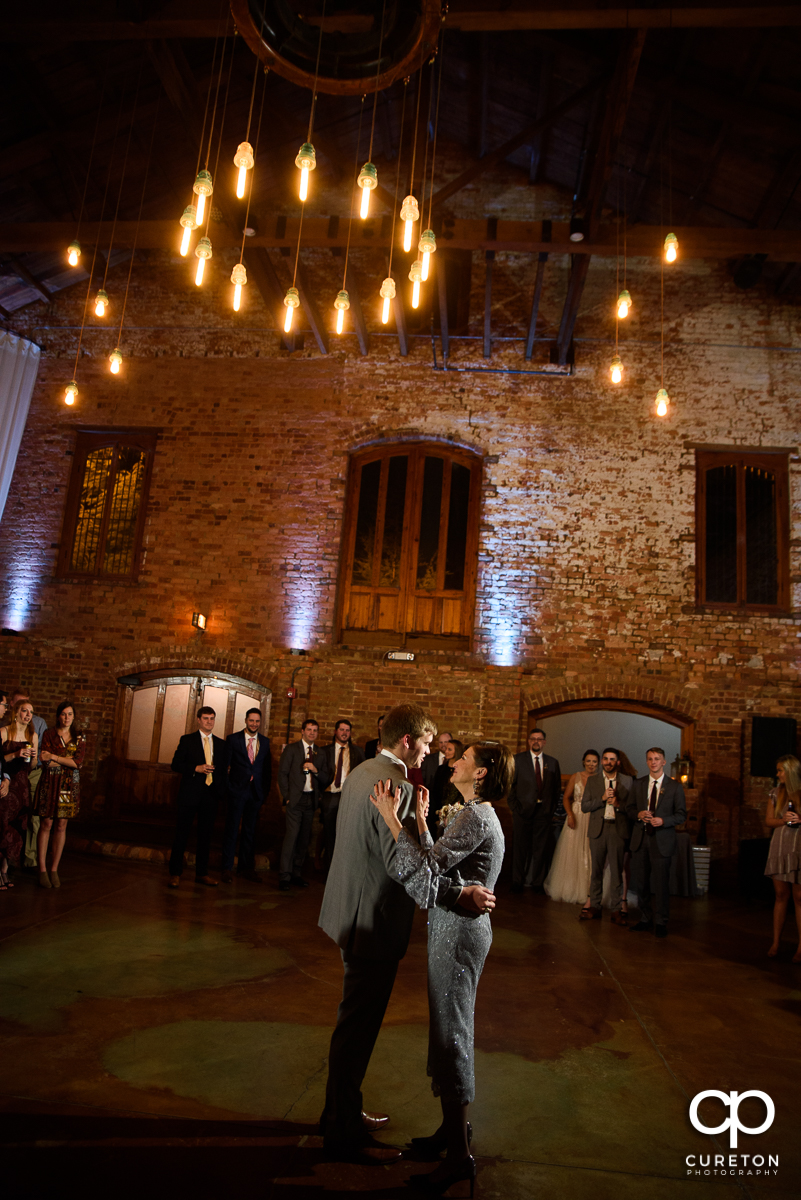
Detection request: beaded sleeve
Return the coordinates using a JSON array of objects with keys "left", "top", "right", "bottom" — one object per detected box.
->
[{"left": 395, "top": 806, "right": 487, "bottom": 910}]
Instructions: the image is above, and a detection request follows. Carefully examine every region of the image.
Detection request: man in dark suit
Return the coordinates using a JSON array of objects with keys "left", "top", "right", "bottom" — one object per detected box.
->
[
  {"left": 629, "top": 747, "right": 687, "bottom": 938},
  {"left": 319, "top": 719, "right": 364, "bottom": 870},
  {"left": 508, "top": 728, "right": 562, "bottom": 892},
  {"left": 168, "top": 705, "right": 228, "bottom": 888},
  {"left": 318, "top": 703, "right": 496, "bottom": 1164},
  {"left": 363, "top": 714, "right": 385, "bottom": 760},
  {"left": 421, "top": 728, "right": 453, "bottom": 791},
  {"left": 581, "top": 748, "right": 633, "bottom": 923},
  {"left": 278, "top": 718, "right": 330, "bottom": 891},
  {"left": 220, "top": 707, "right": 271, "bottom": 883}
]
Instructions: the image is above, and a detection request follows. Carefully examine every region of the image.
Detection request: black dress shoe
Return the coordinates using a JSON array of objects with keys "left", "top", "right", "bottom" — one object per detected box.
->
[
  {"left": 409, "top": 1122, "right": 472, "bottom": 1160},
  {"left": 409, "top": 1154, "right": 476, "bottom": 1195},
  {"left": 655, "top": 923, "right": 668, "bottom": 938},
  {"left": 290, "top": 875, "right": 310, "bottom": 888},
  {"left": 279, "top": 880, "right": 291, "bottom": 892},
  {"left": 630, "top": 920, "right": 653, "bottom": 932}
]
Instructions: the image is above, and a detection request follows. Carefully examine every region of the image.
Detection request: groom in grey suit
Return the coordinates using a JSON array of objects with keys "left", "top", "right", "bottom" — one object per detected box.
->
[
  {"left": 580, "top": 748, "right": 633, "bottom": 923},
  {"left": 318, "top": 703, "right": 496, "bottom": 1164}
]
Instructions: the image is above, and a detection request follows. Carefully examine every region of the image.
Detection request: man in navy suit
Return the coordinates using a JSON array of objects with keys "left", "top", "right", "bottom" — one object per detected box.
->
[
  {"left": 508, "top": 728, "right": 562, "bottom": 892},
  {"left": 278, "top": 718, "right": 331, "bottom": 891},
  {"left": 168, "top": 705, "right": 228, "bottom": 888},
  {"left": 220, "top": 707, "right": 272, "bottom": 883},
  {"left": 628, "top": 747, "right": 686, "bottom": 938}
]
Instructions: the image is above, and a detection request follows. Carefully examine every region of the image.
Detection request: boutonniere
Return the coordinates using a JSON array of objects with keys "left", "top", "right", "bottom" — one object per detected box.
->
[{"left": 436, "top": 801, "right": 465, "bottom": 829}]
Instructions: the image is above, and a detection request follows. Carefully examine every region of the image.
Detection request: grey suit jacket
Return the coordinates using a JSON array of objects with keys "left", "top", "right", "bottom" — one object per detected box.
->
[
  {"left": 628, "top": 774, "right": 686, "bottom": 856},
  {"left": 318, "top": 753, "right": 463, "bottom": 961},
  {"left": 581, "top": 772, "right": 634, "bottom": 839}
]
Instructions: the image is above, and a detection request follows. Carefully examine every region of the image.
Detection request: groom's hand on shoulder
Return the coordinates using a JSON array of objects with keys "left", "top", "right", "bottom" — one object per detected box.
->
[{"left": 458, "top": 885, "right": 496, "bottom": 914}]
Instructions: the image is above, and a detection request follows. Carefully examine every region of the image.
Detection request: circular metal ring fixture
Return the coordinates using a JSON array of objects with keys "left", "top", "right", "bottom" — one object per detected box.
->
[{"left": 230, "top": 0, "right": 443, "bottom": 96}]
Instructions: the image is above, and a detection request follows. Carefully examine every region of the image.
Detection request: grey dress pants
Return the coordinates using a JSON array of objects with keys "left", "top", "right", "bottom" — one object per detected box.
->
[{"left": 589, "top": 820, "right": 626, "bottom": 910}]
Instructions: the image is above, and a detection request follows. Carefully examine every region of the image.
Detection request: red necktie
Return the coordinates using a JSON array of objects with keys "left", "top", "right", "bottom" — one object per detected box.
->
[
  {"left": 334, "top": 744, "right": 345, "bottom": 788},
  {"left": 535, "top": 755, "right": 543, "bottom": 792},
  {"left": 247, "top": 737, "right": 256, "bottom": 764}
]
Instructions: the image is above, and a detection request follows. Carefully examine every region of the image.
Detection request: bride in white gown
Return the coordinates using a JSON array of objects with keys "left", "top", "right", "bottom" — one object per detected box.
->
[{"left": 544, "top": 751, "right": 599, "bottom": 906}]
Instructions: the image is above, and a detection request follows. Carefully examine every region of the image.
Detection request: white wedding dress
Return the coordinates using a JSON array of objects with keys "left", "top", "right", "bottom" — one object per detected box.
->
[{"left": 544, "top": 777, "right": 592, "bottom": 903}]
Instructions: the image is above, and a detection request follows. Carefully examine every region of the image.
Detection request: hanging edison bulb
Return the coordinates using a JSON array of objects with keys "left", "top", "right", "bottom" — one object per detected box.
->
[
  {"left": 400, "top": 195, "right": 419, "bottom": 253},
  {"left": 295, "top": 143, "right": 316, "bottom": 202},
  {"left": 194, "top": 236, "right": 212, "bottom": 286},
  {"left": 357, "top": 162, "right": 378, "bottom": 219},
  {"left": 192, "top": 169, "right": 213, "bottom": 226},
  {"left": 418, "top": 229, "right": 437, "bottom": 282},
  {"left": 233, "top": 141, "right": 255, "bottom": 199},
  {"left": 334, "top": 290, "right": 350, "bottom": 335},
  {"left": 610, "top": 355, "right": 623, "bottom": 384},
  {"left": 616, "top": 289, "right": 631, "bottom": 319},
  {"left": 67, "top": 241, "right": 81, "bottom": 267},
  {"left": 94, "top": 289, "right": 109, "bottom": 317},
  {"left": 409, "top": 258, "right": 423, "bottom": 309},
  {"left": 380, "top": 277, "right": 396, "bottom": 325},
  {"left": 64, "top": 381, "right": 78, "bottom": 405},
  {"left": 179, "top": 204, "right": 197, "bottom": 256},
  {"left": 231, "top": 263, "right": 247, "bottom": 311},
  {"left": 664, "top": 232, "right": 678, "bottom": 263},
  {"left": 656, "top": 387, "right": 670, "bottom": 416},
  {"left": 109, "top": 349, "right": 123, "bottom": 375},
  {"left": 283, "top": 286, "right": 300, "bottom": 333}
]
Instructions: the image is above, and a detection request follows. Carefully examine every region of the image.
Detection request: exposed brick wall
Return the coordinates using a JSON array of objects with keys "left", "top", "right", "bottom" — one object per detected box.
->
[{"left": 1, "top": 222, "right": 799, "bottom": 861}]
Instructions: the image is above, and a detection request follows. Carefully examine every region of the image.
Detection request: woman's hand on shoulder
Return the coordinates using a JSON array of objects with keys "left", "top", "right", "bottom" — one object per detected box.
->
[{"left": 371, "top": 778, "right": 402, "bottom": 822}]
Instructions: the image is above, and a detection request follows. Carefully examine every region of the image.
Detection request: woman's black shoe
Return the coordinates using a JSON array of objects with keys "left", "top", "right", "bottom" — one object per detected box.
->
[
  {"left": 408, "top": 1154, "right": 476, "bottom": 1196},
  {"left": 407, "top": 1123, "right": 472, "bottom": 1161}
]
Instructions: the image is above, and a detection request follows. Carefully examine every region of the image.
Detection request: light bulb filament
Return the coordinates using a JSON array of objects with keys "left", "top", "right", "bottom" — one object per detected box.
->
[
  {"left": 657, "top": 398, "right": 668, "bottom": 415},
  {"left": 180, "top": 225, "right": 192, "bottom": 256},
  {"left": 195, "top": 192, "right": 206, "bottom": 226},
  {"left": 403, "top": 221, "right": 413, "bottom": 253},
  {"left": 233, "top": 283, "right": 242, "bottom": 311},
  {"left": 299, "top": 165, "right": 309, "bottom": 202},
  {"left": 195, "top": 256, "right": 205, "bottom": 286},
  {"left": 666, "top": 244, "right": 677, "bottom": 263},
  {"left": 336, "top": 306, "right": 344, "bottom": 334},
  {"left": 68, "top": 249, "right": 78, "bottom": 266},
  {"left": 95, "top": 299, "right": 105, "bottom": 317},
  {"left": 382, "top": 295, "right": 391, "bottom": 324},
  {"left": 110, "top": 358, "right": 120, "bottom": 375},
  {"left": 360, "top": 186, "right": 371, "bottom": 220},
  {"left": 236, "top": 166, "right": 247, "bottom": 200},
  {"left": 284, "top": 305, "right": 294, "bottom": 333},
  {"left": 617, "top": 300, "right": 628, "bottom": 319},
  {"left": 412, "top": 279, "right": 420, "bottom": 309}
]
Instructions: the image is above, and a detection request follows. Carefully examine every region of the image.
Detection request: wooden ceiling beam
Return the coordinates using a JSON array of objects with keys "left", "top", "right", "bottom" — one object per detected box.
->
[
  {"left": 430, "top": 76, "right": 606, "bottom": 211},
  {"left": 8, "top": 5, "right": 801, "bottom": 40},
  {"left": 243, "top": 247, "right": 298, "bottom": 351},
  {"left": 6, "top": 257, "right": 52, "bottom": 304},
  {"left": 343, "top": 262, "right": 370, "bottom": 356},
  {"left": 295, "top": 260, "right": 330, "bottom": 355}
]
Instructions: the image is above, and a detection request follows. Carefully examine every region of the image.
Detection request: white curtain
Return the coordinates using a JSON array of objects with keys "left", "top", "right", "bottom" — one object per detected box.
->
[{"left": 0, "top": 331, "right": 41, "bottom": 522}]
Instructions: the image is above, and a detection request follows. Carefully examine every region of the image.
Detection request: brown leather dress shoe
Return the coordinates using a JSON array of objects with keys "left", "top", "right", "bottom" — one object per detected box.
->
[
  {"left": 611, "top": 911, "right": 628, "bottom": 927},
  {"left": 362, "top": 1111, "right": 390, "bottom": 1131},
  {"left": 196, "top": 875, "right": 218, "bottom": 887},
  {"left": 579, "top": 907, "right": 601, "bottom": 920},
  {"left": 168, "top": 876, "right": 180, "bottom": 888}
]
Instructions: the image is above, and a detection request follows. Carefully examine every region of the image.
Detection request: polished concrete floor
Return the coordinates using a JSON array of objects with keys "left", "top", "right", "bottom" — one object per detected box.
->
[{"left": 1, "top": 852, "right": 798, "bottom": 1200}]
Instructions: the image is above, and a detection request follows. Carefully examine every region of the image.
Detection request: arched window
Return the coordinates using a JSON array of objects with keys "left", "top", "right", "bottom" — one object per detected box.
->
[{"left": 337, "top": 443, "right": 481, "bottom": 649}]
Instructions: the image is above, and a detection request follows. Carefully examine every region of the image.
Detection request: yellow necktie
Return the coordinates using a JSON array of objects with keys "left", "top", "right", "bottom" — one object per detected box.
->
[{"left": 203, "top": 735, "right": 213, "bottom": 786}]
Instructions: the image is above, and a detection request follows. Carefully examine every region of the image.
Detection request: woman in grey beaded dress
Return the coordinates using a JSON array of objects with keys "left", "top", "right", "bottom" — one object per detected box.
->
[
  {"left": 371, "top": 740, "right": 513, "bottom": 1196},
  {"left": 765, "top": 754, "right": 801, "bottom": 961}
]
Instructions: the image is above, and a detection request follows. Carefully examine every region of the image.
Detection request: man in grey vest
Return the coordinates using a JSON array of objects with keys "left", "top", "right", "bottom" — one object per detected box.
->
[
  {"left": 318, "top": 703, "right": 496, "bottom": 1164},
  {"left": 580, "top": 747, "right": 633, "bottom": 923}
]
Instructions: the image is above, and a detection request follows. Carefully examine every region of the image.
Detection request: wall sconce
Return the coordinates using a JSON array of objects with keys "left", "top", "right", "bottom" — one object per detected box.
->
[
  {"left": 192, "top": 612, "right": 207, "bottom": 631},
  {"left": 290, "top": 647, "right": 307, "bottom": 656},
  {"left": 672, "top": 754, "right": 694, "bottom": 787}
]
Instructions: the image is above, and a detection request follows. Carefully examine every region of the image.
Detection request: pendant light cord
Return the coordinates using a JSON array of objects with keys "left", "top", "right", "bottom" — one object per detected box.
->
[
  {"left": 342, "top": 96, "right": 367, "bottom": 289},
  {"left": 204, "top": 28, "right": 236, "bottom": 236},
  {"left": 204, "top": 14, "right": 231, "bottom": 171},
  {"left": 306, "top": 0, "right": 326, "bottom": 144},
  {"left": 115, "top": 91, "right": 162, "bottom": 351},
  {"left": 386, "top": 80, "right": 408, "bottom": 279},
  {"left": 74, "top": 62, "right": 109, "bottom": 241},
  {"left": 239, "top": 68, "right": 269, "bottom": 266},
  {"left": 196, "top": 0, "right": 228, "bottom": 178},
  {"left": 101, "top": 57, "right": 145, "bottom": 290},
  {"left": 366, "top": 1, "right": 388, "bottom": 162},
  {"left": 425, "top": 23, "right": 446, "bottom": 231},
  {"left": 408, "top": 50, "right": 425, "bottom": 194}
]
